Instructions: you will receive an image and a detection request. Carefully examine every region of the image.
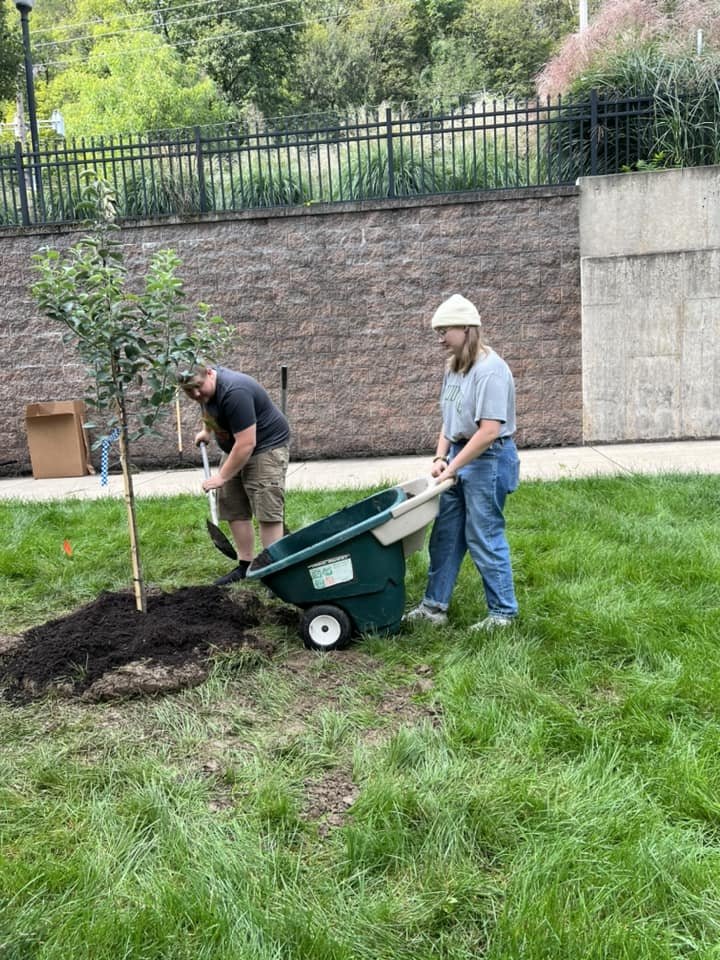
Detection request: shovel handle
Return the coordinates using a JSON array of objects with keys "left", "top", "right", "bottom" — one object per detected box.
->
[
  {"left": 199, "top": 440, "right": 211, "bottom": 477},
  {"left": 199, "top": 442, "right": 220, "bottom": 526}
]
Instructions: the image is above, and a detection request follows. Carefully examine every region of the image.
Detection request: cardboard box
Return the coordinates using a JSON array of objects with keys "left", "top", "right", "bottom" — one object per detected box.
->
[{"left": 25, "top": 400, "right": 91, "bottom": 479}]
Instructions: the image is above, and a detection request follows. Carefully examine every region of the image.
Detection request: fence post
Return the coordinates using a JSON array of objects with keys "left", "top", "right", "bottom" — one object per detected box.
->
[
  {"left": 590, "top": 89, "right": 598, "bottom": 176},
  {"left": 14, "top": 141, "right": 30, "bottom": 227},
  {"left": 385, "top": 108, "right": 395, "bottom": 198},
  {"left": 194, "top": 127, "right": 208, "bottom": 213}
]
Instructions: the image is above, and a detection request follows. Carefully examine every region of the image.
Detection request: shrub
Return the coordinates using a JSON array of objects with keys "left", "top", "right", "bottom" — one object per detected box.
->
[
  {"left": 122, "top": 166, "right": 211, "bottom": 217},
  {"left": 536, "top": 0, "right": 667, "bottom": 99},
  {"left": 40, "top": 184, "right": 91, "bottom": 223},
  {"left": 341, "top": 142, "right": 441, "bottom": 199},
  {"left": 232, "top": 168, "right": 308, "bottom": 208},
  {"left": 584, "top": 50, "right": 720, "bottom": 166},
  {"left": 535, "top": 0, "right": 720, "bottom": 169}
]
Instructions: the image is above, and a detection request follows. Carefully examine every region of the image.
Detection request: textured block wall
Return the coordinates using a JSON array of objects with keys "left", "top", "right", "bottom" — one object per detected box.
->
[{"left": 0, "top": 187, "right": 581, "bottom": 475}]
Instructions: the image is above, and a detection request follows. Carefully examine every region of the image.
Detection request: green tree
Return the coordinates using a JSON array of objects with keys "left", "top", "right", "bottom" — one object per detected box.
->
[
  {"left": 422, "top": 0, "right": 576, "bottom": 100},
  {"left": 291, "top": 0, "right": 433, "bottom": 112},
  {"left": 25, "top": 0, "right": 230, "bottom": 136},
  {"left": 40, "top": 30, "right": 227, "bottom": 137},
  {"left": 347, "top": 0, "right": 427, "bottom": 104},
  {"left": 148, "top": 0, "right": 305, "bottom": 118},
  {"left": 31, "top": 175, "right": 234, "bottom": 612},
  {"left": 291, "top": 0, "right": 576, "bottom": 113},
  {"left": 290, "top": 10, "right": 372, "bottom": 113},
  {"left": 0, "top": 0, "right": 22, "bottom": 104}
]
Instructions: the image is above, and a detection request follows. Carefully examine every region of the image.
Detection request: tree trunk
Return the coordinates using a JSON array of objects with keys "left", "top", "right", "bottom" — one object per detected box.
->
[
  {"left": 114, "top": 385, "right": 146, "bottom": 614},
  {"left": 118, "top": 427, "right": 146, "bottom": 614}
]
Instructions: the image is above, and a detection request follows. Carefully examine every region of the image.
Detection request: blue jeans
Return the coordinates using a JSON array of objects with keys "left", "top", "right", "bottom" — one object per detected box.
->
[{"left": 423, "top": 438, "right": 519, "bottom": 618}]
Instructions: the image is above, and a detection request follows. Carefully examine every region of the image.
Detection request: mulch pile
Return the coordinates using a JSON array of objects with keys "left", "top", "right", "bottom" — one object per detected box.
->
[{"left": 0, "top": 586, "right": 297, "bottom": 703}]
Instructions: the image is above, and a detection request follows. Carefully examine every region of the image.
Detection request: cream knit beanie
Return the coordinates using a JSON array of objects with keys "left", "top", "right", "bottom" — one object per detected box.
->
[{"left": 431, "top": 294, "right": 482, "bottom": 328}]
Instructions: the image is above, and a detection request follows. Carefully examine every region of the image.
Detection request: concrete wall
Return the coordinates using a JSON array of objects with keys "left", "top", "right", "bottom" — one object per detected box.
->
[
  {"left": 0, "top": 187, "right": 582, "bottom": 476},
  {"left": 580, "top": 166, "right": 720, "bottom": 443}
]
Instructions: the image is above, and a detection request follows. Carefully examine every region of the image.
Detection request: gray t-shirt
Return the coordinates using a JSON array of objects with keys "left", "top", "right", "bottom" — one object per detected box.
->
[{"left": 440, "top": 349, "right": 516, "bottom": 442}]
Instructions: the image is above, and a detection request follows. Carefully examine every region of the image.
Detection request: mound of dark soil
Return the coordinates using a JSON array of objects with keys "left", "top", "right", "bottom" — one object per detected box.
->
[{"left": 1, "top": 586, "right": 298, "bottom": 703}]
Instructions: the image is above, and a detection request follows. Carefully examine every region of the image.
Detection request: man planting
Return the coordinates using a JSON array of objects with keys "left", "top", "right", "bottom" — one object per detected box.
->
[{"left": 180, "top": 364, "right": 290, "bottom": 584}]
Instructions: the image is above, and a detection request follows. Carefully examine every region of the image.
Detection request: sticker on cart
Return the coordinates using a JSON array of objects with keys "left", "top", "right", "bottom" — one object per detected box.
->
[{"left": 308, "top": 554, "right": 354, "bottom": 589}]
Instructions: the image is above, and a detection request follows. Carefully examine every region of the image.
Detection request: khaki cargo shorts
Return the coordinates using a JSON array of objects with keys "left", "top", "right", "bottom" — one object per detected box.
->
[{"left": 218, "top": 445, "right": 289, "bottom": 523}]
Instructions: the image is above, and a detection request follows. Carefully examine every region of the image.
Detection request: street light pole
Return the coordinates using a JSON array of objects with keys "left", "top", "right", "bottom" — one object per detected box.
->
[{"left": 15, "top": 0, "right": 44, "bottom": 209}]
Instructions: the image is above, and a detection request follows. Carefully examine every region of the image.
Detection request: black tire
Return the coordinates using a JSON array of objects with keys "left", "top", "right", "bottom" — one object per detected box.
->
[{"left": 301, "top": 605, "right": 353, "bottom": 652}]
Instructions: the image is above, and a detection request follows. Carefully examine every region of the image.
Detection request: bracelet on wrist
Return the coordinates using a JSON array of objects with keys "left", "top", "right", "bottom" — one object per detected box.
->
[{"left": 433, "top": 455, "right": 449, "bottom": 463}]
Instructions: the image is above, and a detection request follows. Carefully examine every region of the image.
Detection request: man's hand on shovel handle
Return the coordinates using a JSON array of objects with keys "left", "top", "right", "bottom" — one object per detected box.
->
[{"left": 202, "top": 474, "right": 226, "bottom": 492}]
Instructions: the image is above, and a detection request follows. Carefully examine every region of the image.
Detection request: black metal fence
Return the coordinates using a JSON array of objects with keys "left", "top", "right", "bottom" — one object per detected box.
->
[{"left": 0, "top": 92, "right": 659, "bottom": 228}]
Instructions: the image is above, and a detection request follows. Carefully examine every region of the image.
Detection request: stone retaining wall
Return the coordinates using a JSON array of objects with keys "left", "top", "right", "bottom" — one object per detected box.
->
[{"left": 0, "top": 187, "right": 581, "bottom": 475}]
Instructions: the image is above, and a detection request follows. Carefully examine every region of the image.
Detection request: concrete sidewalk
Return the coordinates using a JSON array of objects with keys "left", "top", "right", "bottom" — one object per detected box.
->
[{"left": 0, "top": 439, "right": 718, "bottom": 502}]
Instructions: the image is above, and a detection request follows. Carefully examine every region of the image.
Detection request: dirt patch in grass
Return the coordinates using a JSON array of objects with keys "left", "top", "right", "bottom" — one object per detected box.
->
[
  {"left": 0, "top": 586, "right": 297, "bottom": 703},
  {"left": 2, "top": 595, "right": 443, "bottom": 833},
  {"left": 278, "top": 649, "right": 440, "bottom": 726},
  {"left": 254, "top": 651, "right": 440, "bottom": 832},
  {"left": 303, "top": 768, "right": 360, "bottom": 835},
  {"left": 141, "top": 647, "right": 440, "bottom": 832}
]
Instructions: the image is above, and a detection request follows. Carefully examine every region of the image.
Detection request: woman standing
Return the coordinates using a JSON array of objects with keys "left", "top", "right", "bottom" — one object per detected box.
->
[{"left": 405, "top": 294, "right": 520, "bottom": 629}]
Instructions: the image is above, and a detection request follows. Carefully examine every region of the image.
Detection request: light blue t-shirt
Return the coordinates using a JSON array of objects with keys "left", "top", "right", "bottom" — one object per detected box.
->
[{"left": 440, "top": 349, "right": 516, "bottom": 441}]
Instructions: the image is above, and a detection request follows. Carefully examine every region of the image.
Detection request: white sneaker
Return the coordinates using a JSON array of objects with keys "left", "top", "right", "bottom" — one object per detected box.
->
[
  {"left": 471, "top": 615, "right": 514, "bottom": 631},
  {"left": 402, "top": 602, "right": 448, "bottom": 626}
]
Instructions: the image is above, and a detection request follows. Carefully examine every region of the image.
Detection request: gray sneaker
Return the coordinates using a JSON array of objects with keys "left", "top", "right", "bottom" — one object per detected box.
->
[
  {"left": 471, "top": 615, "right": 513, "bottom": 631},
  {"left": 403, "top": 602, "right": 448, "bottom": 626}
]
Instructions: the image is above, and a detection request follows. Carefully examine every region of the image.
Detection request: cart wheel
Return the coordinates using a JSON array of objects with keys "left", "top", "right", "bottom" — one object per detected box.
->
[{"left": 301, "top": 605, "right": 353, "bottom": 652}]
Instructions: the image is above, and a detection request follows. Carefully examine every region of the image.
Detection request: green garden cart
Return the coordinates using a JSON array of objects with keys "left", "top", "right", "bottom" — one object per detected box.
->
[{"left": 246, "top": 477, "right": 453, "bottom": 651}]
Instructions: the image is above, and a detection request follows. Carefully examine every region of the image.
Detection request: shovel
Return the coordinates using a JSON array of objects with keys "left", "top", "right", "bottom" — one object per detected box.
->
[{"left": 199, "top": 442, "right": 237, "bottom": 560}]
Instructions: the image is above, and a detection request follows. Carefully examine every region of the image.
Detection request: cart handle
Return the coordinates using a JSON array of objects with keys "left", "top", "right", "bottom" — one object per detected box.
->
[{"left": 389, "top": 476, "right": 455, "bottom": 518}]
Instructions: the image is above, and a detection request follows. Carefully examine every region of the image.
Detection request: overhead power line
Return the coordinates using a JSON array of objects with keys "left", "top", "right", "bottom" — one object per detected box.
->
[
  {"left": 33, "top": 0, "right": 302, "bottom": 50},
  {"left": 31, "top": 0, "right": 258, "bottom": 38},
  {"left": 39, "top": 11, "right": 351, "bottom": 69},
  {"left": 38, "top": 3, "right": 409, "bottom": 71}
]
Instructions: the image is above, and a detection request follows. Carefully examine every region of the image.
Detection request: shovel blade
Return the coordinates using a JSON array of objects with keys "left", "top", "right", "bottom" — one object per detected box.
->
[{"left": 206, "top": 519, "right": 238, "bottom": 560}]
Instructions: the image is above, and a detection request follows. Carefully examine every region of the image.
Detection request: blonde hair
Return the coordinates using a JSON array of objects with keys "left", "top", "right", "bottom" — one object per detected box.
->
[{"left": 448, "top": 327, "right": 490, "bottom": 375}]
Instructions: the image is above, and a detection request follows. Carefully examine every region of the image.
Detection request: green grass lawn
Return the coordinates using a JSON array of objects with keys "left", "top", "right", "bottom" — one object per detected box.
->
[{"left": 1, "top": 474, "right": 720, "bottom": 959}]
